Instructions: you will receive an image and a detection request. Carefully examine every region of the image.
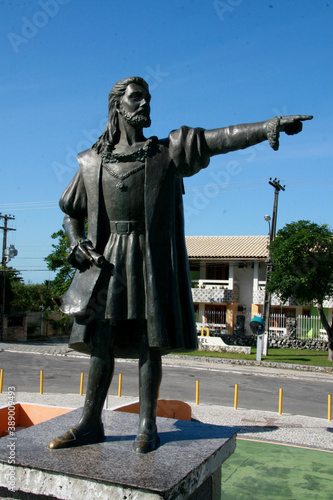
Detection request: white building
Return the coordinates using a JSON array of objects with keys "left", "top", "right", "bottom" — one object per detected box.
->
[{"left": 186, "top": 235, "right": 333, "bottom": 337}]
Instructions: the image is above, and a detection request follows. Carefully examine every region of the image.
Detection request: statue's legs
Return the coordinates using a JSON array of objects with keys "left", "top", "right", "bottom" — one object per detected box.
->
[
  {"left": 48, "top": 319, "right": 162, "bottom": 453},
  {"left": 48, "top": 320, "right": 114, "bottom": 449},
  {"left": 76, "top": 320, "right": 115, "bottom": 431},
  {"left": 133, "top": 328, "right": 162, "bottom": 453}
]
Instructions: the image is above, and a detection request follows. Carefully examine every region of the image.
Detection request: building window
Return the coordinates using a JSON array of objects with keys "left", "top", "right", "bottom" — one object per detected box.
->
[
  {"left": 206, "top": 264, "right": 229, "bottom": 280},
  {"left": 189, "top": 262, "right": 200, "bottom": 281},
  {"left": 271, "top": 307, "right": 296, "bottom": 318}
]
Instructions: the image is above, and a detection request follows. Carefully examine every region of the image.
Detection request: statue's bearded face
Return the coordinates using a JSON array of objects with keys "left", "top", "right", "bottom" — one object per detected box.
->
[{"left": 119, "top": 83, "right": 151, "bottom": 128}]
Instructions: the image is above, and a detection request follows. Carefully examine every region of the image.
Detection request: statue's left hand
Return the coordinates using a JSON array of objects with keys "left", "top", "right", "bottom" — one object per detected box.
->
[{"left": 278, "top": 115, "right": 313, "bottom": 135}]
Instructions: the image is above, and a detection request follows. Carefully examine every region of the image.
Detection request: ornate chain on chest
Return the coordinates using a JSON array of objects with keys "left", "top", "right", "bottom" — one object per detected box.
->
[
  {"left": 100, "top": 136, "right": 159, "bottom": 190},
  {"left": 103, "top": 162, "right": 145, "bottom": 191}
]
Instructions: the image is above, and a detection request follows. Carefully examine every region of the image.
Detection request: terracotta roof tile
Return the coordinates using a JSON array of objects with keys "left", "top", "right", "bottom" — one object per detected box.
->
[{"left": 185, "top": 235, "right": 269, "bottom": 259}]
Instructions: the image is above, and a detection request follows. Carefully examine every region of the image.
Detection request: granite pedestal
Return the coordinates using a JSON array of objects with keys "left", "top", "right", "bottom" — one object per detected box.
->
[{"left": 0, "top": 408, "right": 237, "bottom": 499}]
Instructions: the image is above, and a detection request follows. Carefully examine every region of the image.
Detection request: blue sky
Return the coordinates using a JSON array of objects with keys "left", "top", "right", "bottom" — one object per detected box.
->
[{"left": 1, "top": 0, "right": 332, "bottom": 283}]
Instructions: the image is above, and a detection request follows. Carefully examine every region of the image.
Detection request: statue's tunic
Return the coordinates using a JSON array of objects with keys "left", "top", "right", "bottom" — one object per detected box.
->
[
  {"left": 101, "top": 160, "right": 146, "bottom": 320},
  {"left": 59, "top": 127, "right": 210, "bottom": 356}
]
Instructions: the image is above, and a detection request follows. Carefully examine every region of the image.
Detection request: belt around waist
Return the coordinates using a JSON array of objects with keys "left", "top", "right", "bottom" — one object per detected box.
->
[{"left": 109, "top": 221, "right": 145, "bottom": 235}]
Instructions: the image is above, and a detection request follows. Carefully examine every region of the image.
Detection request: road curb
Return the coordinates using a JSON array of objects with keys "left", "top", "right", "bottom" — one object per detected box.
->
[
  {"left": 1, "top": 345, "right": 332, "bottom": 374},
  {"left": 165, "top": 354, "right": 333, "bottom": 374}
]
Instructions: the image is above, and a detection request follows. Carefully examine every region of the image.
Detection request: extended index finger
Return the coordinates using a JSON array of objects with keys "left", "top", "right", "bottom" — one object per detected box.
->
[{"left": 294, "top": 115, "right": 313, "bottom": 121}]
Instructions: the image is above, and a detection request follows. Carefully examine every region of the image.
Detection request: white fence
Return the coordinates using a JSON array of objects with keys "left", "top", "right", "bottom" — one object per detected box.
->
[
  {"left": 269, "top": 314, "right": 327, "bottom": 340},
  {"left": 198, "top": 311, "right": 329, "bottom": 340},
  {"left": 295, "top": 315, "right": 328, "bottom": 340},
  {"left": 269, "top": 313, "right": 287, "bottom": 335},
  {"left": 268, "top": 314, "right": 328, "bottom": 340}
]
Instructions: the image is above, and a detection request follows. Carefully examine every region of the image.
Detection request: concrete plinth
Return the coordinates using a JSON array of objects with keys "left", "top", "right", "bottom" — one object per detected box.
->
[{"left": 0, "top": 408, "right": 236, "bottom": 499}]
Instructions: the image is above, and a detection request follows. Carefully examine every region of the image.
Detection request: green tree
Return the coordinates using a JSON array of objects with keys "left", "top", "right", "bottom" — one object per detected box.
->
[
  {"left": 1, "top": 266, "right": 23, "bottom": 283},
  {"left": 45, "top": 229, "right": 75, "bottom": 296},
  {"left": 0, "top": 266, "right": 23, "bottom": 313},
  {"left": 2, "top": 267, "right": 55, "bottom": 313},
  {"left": 267, "top": 220, "right": 333, "bottom": 361},
  {"left": 10, "top": 282, "right": 54, "bottom": 312}
]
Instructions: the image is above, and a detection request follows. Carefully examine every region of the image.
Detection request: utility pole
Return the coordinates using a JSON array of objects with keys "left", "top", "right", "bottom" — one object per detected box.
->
[
  {"left": 262, "top": 179, "right": 285, "bottom": 356},
  {"left": 0, "top": 214, "right": 16, "bottom": 340}
]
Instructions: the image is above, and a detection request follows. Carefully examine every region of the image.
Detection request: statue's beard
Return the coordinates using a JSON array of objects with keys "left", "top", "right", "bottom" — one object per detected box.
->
[{"left": 119, "top": 103, "right": 151, "bottom": 128}]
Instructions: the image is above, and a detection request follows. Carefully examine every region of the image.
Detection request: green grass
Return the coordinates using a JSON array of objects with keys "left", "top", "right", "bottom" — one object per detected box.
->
[{"left": 175, "top": 347, "right": 333, "bottom": 368}]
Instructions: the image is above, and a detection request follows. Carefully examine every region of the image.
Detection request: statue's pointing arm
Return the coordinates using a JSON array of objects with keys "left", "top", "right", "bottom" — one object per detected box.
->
[{"left": 204, "top": 115, "right": 313, "bottom": 156}]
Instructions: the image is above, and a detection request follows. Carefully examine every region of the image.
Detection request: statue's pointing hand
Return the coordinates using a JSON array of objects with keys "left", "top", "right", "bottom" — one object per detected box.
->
[
  {"left": 267, "top": 114, "right": 313, "bottom": 150},
  {"left": 279, "top": 115, "right": 313, "bottom": 135}
]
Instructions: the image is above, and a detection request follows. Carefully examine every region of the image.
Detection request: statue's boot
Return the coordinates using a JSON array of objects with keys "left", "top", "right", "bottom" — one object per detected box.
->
[
  {"left": 48, "top": 422, "right": 105, "bottom": 449},
  {"left": 132, "top": 419, "right": 160, "bottom": 453},
  {"left": 48, "top": 324, "right": 114, "bottom": 450},
  {"left": 133, "top": 341, "right": 162, "bottom": 454}
]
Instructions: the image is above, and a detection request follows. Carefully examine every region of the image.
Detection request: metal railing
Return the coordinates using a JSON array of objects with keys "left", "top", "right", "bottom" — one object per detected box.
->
[
  {"left": 296, "top": 315, "right": 328, "bottom": 340},
  {"left": 268, "top": 313, "right": 328, "bottom": 340},
  {"left": 191, "top": 279, "right": 231, "bottom": 289},
  {"left": 269, "top": 313, "right": 287, "bottom": 335},
  {"left": 205, "top": 308, "right": 226, "bottom": 326}
]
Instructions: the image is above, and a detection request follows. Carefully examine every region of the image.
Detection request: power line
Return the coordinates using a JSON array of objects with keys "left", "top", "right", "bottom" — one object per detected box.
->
[
  {"left": 0, "top": 200, "right": 58, "bottom": 207},
  {"left": 16, "top": 269, "right": 52, "bottom": 272},
  {"left": 185, "top": 178, "right": 268, "bottom": 191},
  {"left": 0, "top": 201, "right": 58, "bottom": 211},
  {"left": 185, "top": 176, "right": 332, "bottom": 196},
  {"left": 185, "top": 186, "right": 267, "bottom": 197}
]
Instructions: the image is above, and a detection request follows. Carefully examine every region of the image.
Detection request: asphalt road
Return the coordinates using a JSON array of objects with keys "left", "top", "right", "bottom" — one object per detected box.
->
[{"left": 0, "top": 351, "right": 332, "bottom": 419}]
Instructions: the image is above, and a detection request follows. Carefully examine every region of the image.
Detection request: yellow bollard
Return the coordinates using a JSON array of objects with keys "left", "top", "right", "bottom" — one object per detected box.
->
[
  {"left": 278, "top": 388, "right": 283, "bottom": 415},
  {"left": 79, "top": 373, "right": 84, "bottom": 396},
  {"left": 200, "top": 327, "right": 209, "bottom": 337},
  {"left": 40, "top": 370, "right": 44, "bottom": 395},
  {"left": 234, "top": 384, "right": 239, "bottom": 410},
  {"left": 328, "top": 394, "right": 332, "bottom": 421},
  {"left": 118, "top": 373, "right": 122, "bottom": 397},
  {"left": 0, "top": 369, "right": 3, "bottom": 394},
  {"left": 196, "top": 380, "right": 200, "bottom": 405}
]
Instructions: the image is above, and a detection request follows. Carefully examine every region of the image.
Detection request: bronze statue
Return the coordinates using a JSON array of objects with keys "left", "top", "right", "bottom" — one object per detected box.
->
[{"left": 49, "top": 76, "right": 312, "bottom": 453}]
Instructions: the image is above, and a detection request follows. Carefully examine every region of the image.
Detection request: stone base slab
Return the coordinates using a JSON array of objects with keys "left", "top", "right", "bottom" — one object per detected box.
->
[{"left": 0, "top": 408, "right": 236, "bottom": 499}]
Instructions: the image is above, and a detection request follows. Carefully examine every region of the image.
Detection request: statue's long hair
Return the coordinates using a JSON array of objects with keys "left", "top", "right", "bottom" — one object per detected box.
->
[{"left": 92, "top": 76, "right": 150, "bottom": 154}]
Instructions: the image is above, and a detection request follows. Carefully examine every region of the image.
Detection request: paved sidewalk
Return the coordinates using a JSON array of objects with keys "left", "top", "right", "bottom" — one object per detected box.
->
[
  {"left": 0, "top": 339, "right": 77, "bottom": 358},
  {"left": 0, "top": 391, "right": 332, "bottom": 452}
]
